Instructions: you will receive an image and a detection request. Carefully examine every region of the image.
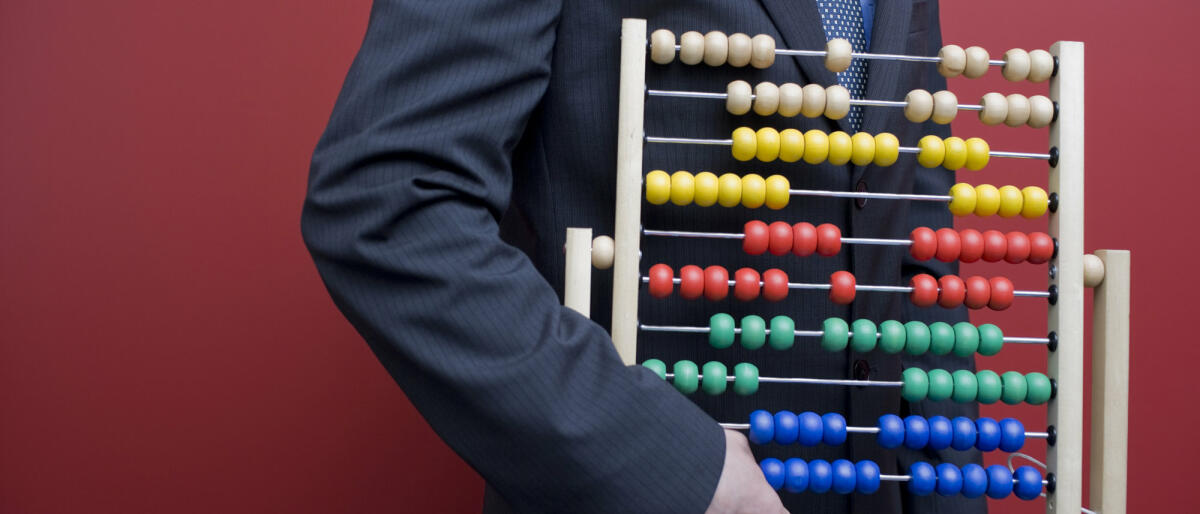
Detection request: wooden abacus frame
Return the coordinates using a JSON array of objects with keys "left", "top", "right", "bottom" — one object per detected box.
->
[{"left": 562, "top": 18, "right": 1130, "bottom": 514}]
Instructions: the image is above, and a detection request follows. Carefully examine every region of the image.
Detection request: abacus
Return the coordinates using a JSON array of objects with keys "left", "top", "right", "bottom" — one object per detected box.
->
[{"left": 561, "top": 19, "right": 1131, "bottom": 514}]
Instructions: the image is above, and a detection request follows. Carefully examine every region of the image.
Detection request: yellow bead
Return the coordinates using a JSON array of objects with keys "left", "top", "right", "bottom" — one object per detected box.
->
[
  {"left": 803, "top": 129, "right": 830, "bottom": 164},
  {"left": 756, "top": 127, "right": 781, "bottom": 162},
  {"left": 741, "top": 173, "right": 767, "bottom": 208},
  {"left": 1021, "top": 186, "right": 1049, "bottom": 218},
  {"left": 779, "top": 128, "right": 804, "bottom": 163},
  {"left": 731, "top": 127, "right": 757, "bottom": 161},
  {"left": 948, "top": 182, "right": 977, "bottom": 216},
  {"left": 694, "top": 171, "right": 719, "bottom": 207},
  {"left": 669, "top": 170, "right": 695, "bottom": 206},
  {"left": 827, "top": 131, "right": 852, "bottom": 165},
  {"left": 850, "top": 132, "right": 875, "bottom": 166},
  {"left": 964, "top": 137, "right": 991, "bottom": 171},
  {"left": 973, "top": 184, "right": 1001, "bottom": 216},
  {"left": 873, "top": 132, "right": 900, "bottom": 167},
  {"left": 916, "top": 135, "right": 945, "bottom": 168},
  {"left": 997, "top": 185, "right": 1024, "bottom": 217},
  {"left": 765, "top": 175, "right": 790, "bottom": 210},
  {"left": 717, "top": 173, "right": 742, "bottom": 207},
  {"left": 942, "top": 137, "right": 967, "bottom": 170},
  {"left": 645, "top": 170, "right": 671, "bottom": 205}
]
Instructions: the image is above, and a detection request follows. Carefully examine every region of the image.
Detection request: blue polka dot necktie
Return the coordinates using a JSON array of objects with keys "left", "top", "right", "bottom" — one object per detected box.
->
[{"left": 816, "top": 0, "right": 868, "bottom": 132}]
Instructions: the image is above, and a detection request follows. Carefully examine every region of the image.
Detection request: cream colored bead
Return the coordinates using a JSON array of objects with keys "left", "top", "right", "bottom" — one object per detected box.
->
[
  {"left": 591, "top": 236, "right": 614, "bottom": 270},
  {"left": 964, "top": 46, "right": 990, "bottom": 79},
  {"left": 750, "top": 34, "right": 776, "bottom": 69},
  {"left": 1027, "top": 95, "right": 1054, "bottom": 128},
  {"left": 753, "top": 82, "right": 780, "bottom": 116},
  {"left": 1002, "top": 48, "right": 1031, "bottom": 82},
  {"left": 978, "top": 92, "right": 1008, "bottom": 126},
  {"left": 800, "top": 84, "right": 827, "bottom": 118},
  {"left": 703, "top": 31, "right": 729, "bottom": 66},
  {"left": 679, "top": 31, "right": 705, "bottom": 65},
  {"left": 649, "top": 29, "right": 676, "bottom": 65},
  {"left": 727, "top": 33, "right": 752, "bottom": 67},
  {"left": 1028, "top": 49, "right": 1054, "bottom": 82},
  {"left": 726, "top": 80, "right": 752, "bottom": 115},
  {"left": 824, "top": 85, "right": 851, "bottom": 120},
  {"left": 825, "top": 38, "right": 853, "bottom": 72},
  {"left": 1005, "top": 93, "right": 1031, "bottom": 127},
  {"left": 904, "top": 89, "right": 934, "bottom": 122},
  {"left": 937, "top": 45, "right": 966, "bottom": 77},
  {"left": 931, "top": 90, "right": 958, "bottom": 124},
  {"left": 778, "top": 83, "right": 803, "bottom": 117}
]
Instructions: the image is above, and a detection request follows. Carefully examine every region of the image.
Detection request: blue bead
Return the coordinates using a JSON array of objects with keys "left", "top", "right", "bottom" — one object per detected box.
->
[
  {"left": 797, "top": 411, "right": 824, "bottom": 446},
  {"left": 904, "top": 415, "right": 930, "bottom": 449},
  {"left": 783, "top": 458, "right": 809, "bottom": 493},
  {"left": 877, "top": 414, "right": 905, "bottom": 449},
  {"left": 822, "top": 412, "right": 848, "bottom": 446},
  {"left": 1013, "top": 465, "right": 1043, "bottom": 500},
  {"left": 748, "top": 410, "right": 774, "bottom": 445},
  {"left": 986, "top": 464, "right": 1014, "bottom": 499},
  {"left": 908, "top": 462, "right": 936, "bottom": 496},
  {"left": 999, "top": 418, "right": 1026, "bottom": 452},
  {"left": 935, "top": 463, "right": 963, "bottom": 496},
  {"left": 774, "top": 410, "right": 800, "bottom": 445},
  {"left": 976, "top": 417, "right": 1001, "bottom": 452},
  {"left": 927, "top": 416, "right": 953, "bottom": 450},
  {"left": 760, "top": 458, "right": 785, "bottom": 490},
  {"left": 856, "top": 460, "right": 881, "bottom": 494},
  {"left": 832, "top": 459, "right": 856, "bottom": 494},
  {"left": 808, "top": 459, "right": 833, "bottom": 493},
  {"left": 951, "top": 416, "right": 977, "bottom": 451},
  {"left": 960, "top": 463, "right": 989, "bottom": 498}
]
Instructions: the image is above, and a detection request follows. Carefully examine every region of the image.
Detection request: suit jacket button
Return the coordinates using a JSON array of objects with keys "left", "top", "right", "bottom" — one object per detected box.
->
[
  {"left": 855, "top": 180, "right": 868, "bottom": 209},
  {"left": 853, "top": 359, "right": 871, "bottom": 380}
]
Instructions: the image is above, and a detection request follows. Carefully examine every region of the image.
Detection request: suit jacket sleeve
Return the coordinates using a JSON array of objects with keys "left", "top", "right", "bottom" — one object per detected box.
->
[{"left": 301, "top": 1, "right": 725, "bottom": 512}]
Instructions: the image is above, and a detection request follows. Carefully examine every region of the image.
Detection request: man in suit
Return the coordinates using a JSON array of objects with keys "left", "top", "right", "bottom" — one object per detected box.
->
[{"left": 303, "top": 0, "right": 983, "bottom": 512}]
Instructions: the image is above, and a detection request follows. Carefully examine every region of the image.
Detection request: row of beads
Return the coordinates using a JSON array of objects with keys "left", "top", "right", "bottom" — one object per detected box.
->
[
  {"left": 707, "top": 313, "right": 1006, "bottom": 357},
  {"left": 940, "top": 45, "right": 1054, "bottom": 82},
  {"left": 909, "top": 273, "right": 1015, "bottom": 310},
  {"left": 729, "top": 127, "right": 995, "bottom": 171},
  {"left": 911, "top": 135, "right": 990, "bottom": 170},
  {"left": 901, "top": 368, "right": 1053, "bottom": 405},
  {"left": 908, "top": 226, "right": 1054, "bottom": 263},
  {"left": 947, "top": 183, "right": 1048, "bottom": 218},
  {"left": 641, "top": 359, "right": 760, "bottom": 396},
  {"left": 762, "top": 458, "right": 1044, "bottom": 500},
  {"left": 726, "top": 81, "right": 853, "bottom": 119},
  {"left": 749, "top": 411, "right": 1030, "bottom": 453},
  {"left": 649, "top": 29, "right": 777, "bottom": 68},
  {"left": 905, "top": 90, "right": 1053, "bottom": 127},
  {"left": 760, "top": 458, "right": 882, "bottom": 495}
]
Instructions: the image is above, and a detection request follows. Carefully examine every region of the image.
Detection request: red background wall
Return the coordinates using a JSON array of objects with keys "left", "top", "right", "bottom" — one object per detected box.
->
[{"left": 1, "top": 1, "right": 1194, "bottom": 512}]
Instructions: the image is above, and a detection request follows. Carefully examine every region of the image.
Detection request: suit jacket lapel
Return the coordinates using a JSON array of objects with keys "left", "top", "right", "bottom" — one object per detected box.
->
[
  {"left": 757, "top": 0, "right": 838, "bottom": 97},
  {"left": 859, "top": 0, "right": 913, "bottom": 136}
]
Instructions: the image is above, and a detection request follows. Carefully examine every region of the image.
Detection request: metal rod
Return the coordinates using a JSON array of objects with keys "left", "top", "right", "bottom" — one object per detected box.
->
[
  {"left": 645, "top": 135, "right": 1051, "bottom": 161},
  {"left": 647, "top": 89, "right": 984, "bottom": 111},
  {"left": 664, "top": 373, "right": 902, "bottom": 387},
  {"left": 665, "top": 43, "right": 1012, "bottom": 67},
  {"left": 718, "top": 423, "right": 1051, "bottom": 440},
  {"left": 638, "top": 323, "right": 1050, "bottom": 345},
  {"left": 641, "top": 276, "right": 1051, "bottom": 298}
]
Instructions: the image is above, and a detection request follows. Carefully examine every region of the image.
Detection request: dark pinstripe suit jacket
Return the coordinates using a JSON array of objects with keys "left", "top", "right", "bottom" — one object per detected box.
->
[{"left": 302, "top": 1, "right": 984, "bottom": 512}]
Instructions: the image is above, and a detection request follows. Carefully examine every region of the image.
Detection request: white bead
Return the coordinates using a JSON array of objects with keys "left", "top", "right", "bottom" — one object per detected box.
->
[
  {"left": 800, "top": 84, "right": 827, "bottom": 118},
  {"left": 591, "top": 236, "right": 615, "bottom": 270},
  {"left": 904, "top": 89, "right": 934, "bottom": 122},
  {"left": 978, "top": 92, "right": 1009, "bottom": 126},
  {"left": 753, "top": 82, "right": 780, "bottom": 116},
  {"left": 778, "top": 83, "right": 803, "bottom": 117},
  {"left": 1028, "top": 49, "right": 1054, "bottom": 83},
  {"left": 825, "top": 38, "right": 853, "bottom": 73},
  {"left": 1027, "top": 95, "right": 1054, "bottom": 128},
  {"left": 703, "top": 31, "right": 728, "bottom": 66},
  {"left": 750, "top": 34, "right": 776, "bottom": 69},
  {"left": 964, "top": 46, "right": 990, "bottom": 78},
  {"left": 824, "top": 85, "right": 851, "bottom": 120},
  {"left": 1005, "top": 94, "right": 1031, "bottom": 127},
  {"left": 937, "top": 45, "right": 966, "bottom": 77},
  {"left": 726, "top": 80, "right": 752, "bottom": 115},
  {"left": 931, "top": 90, "right": 958, "bottom": 125},
  {"left": 649, "top": 29, "right": 676, "bottom": 65},
  {"left": 727, "top": 33, "right": 752, "bottom": 67},
  {"left": 1002, "top": 48, "right": 1031, "bottom": 82},
  {"left": 679, "top": 31, "right": 704, "bottom": 65}
]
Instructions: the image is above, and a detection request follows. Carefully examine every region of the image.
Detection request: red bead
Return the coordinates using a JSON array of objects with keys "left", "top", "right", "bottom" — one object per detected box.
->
[
  {"left": 959, "top": 229, "right": 984, "bottom": 263},
  {"left": 792, "top": 222, "right": 818, "bottom": 256},
  {"left": 679, "top": 265, "right": 705, "bottom": 300},
  {"left": 768, "top": 221, "right": 793, "bottom": 256},
  {"left": 988, "top": 276, "right": 1015, "bottom": 311},
  {"left": 815, "top": 223, "right": 843, "bottom": 257},
  {"left": 743, "top": 220, "right": 769, "bottom": 255},
  {"left": 1028, "top": 232, "right": 1055, "bottom": 264},
  {"left": 762, "top": 268, "right": 789, "bottom": 302},
  {"left": 1005, "top": 232, "right": 1031, "bottom": 264},
  {"left": 648, "top": 263, "right": 674, "bottom": 298},
  {"left": 910, "top": 227, "right": 937, "bottom": 261},
  {"left": 964, "top": 275, "right": 991, "bottom": 309},
  {"left": 981, "top": 230, "right": 1008, "bottom": 262},
  {"left": 910, "top": 273, "right": 939, "bottom": 307},
  {"left": 829, "top": 271, "right": 857, "bottom": 304},
  {"left": 937, "top": 274, "right": 966, "bottom": 308},
  {"left": 704, "top": 265, "right": 729, "bottom": 301},
  {"left": 734, "top": 267, "right": 762, "bottom": 301},
  {"left": 934, "top": 228, "right": 962, "bottom": 263}
]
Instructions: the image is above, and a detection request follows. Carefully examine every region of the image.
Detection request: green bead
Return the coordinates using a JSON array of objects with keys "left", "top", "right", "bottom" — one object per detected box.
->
[
  {"left": 952, "top": 322, "right": 980, "bottom": 357},
  {"left": 851, "top": 319, "right": 878, "bottom": 352},
  {"left": 768, "top": 315, "right": 796, "bottom": 350},
  {"left": 927, "top": 369, "right": 954, "bottom": 401},
  {"left": 709, "top": 313, "right": 736, "bottom": 349},
  {"left": 821, "top": 317, "right": 850, "bottom": 352},
  {"left": 975, "top": 370, "right": 1002, "bottom": 404},
  {"left": 1025, "top": 372, "right": 1053, "bottom": 405},
  {"left": 1000, "top": 371, "right": 1028, "bottom": 405},
  {"left": 929, "top": 322, "right": 955, "bottom": 356},
  {"left": 642, "top": 359, "right": 667, "bottom": 380},
  {"left": 701, "top": 361, "right": 728, "bottom": 395},
  {"left": 951, "top": 369, "right": 978, "bottom": 403},
  {"left": 977, "top": 324, "right": 1004, "bottom": 356},
  {"left": 901, "top": 368, "right": 929, "bottom": 402},
  {"left": 733, "top": 362, "right": 760, "bottom": 396},
  {"left": 904, "top": 321, "right": 931, "bottom": 355},
  {"left": 740, "top": 315, "right": 767, "bottom": 350},
  {"left": 878, "top": 320, "right": 906, "bottom": 354},
  {"left": 673, "top": 360, "right": 699, "bottom": 394}
]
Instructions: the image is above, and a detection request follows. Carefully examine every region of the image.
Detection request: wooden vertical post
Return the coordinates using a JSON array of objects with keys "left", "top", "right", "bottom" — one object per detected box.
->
[
  {"left": 563, "top": 228, "right": 593, "bottom": 317},
  {"left": 609, "top": 19, "right": 646, "bottom": 365},
  {"left": 1089, "top": 249, "right": 1131, "bottom": 514}
]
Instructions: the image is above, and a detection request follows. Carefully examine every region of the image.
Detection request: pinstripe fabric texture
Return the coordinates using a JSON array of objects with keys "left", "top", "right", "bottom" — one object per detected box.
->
[{"left": 303, "top": 1, "right": 982, "bottom": 512}]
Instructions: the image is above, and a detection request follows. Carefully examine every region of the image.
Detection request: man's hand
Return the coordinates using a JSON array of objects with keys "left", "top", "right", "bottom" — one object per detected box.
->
[{"left": 705, "top": 429, "right": 789, "bottom": 514}]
